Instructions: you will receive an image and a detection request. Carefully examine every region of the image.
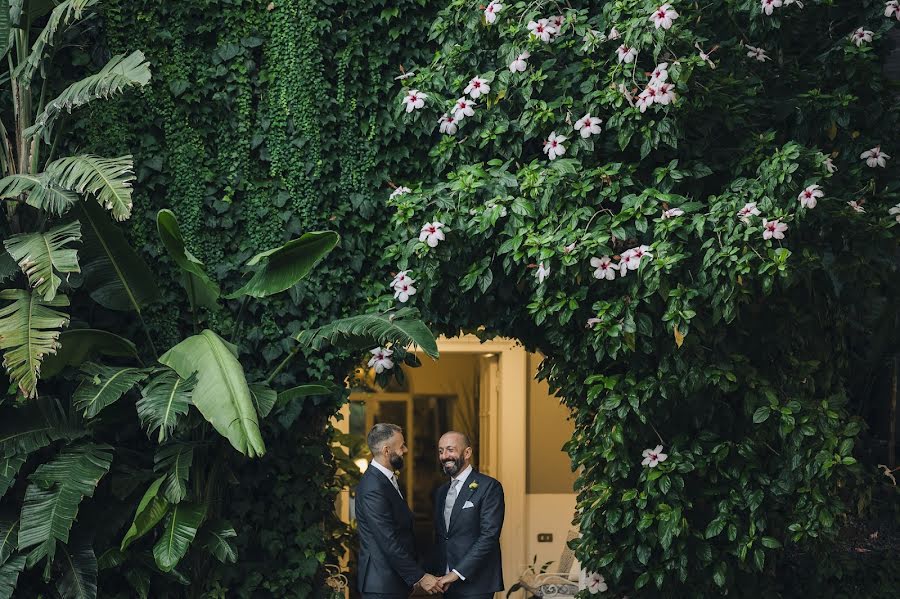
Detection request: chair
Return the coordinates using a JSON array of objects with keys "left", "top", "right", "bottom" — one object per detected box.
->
[{"left": 511, "top": 531, "right": 581, "bottom": 598}]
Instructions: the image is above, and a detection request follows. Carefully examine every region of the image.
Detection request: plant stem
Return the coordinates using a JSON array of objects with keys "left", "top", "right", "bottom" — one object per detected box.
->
[
  {"left": 136, "top": 310, "right": 159, "bottom": 360},
  {"left": 265, "top": 345, "right": 300, "bottom": 385},
  {"left": 231, "top": 295, "right": 249, "bottom": 342}
]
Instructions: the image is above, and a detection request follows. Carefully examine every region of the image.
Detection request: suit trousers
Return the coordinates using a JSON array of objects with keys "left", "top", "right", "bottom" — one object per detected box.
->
[{"left": 443, "top": 591, "right": 494, "bottom": 599}]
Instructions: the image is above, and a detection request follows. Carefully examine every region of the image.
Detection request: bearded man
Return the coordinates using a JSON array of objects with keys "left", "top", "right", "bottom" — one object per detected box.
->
[{"left": 356, "top": 423, "right": 444, "bottom": 597}]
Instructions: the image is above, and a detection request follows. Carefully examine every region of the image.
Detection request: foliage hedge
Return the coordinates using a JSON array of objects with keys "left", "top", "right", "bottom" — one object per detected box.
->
[{"left": 64, "top": 0, "right": 900, "bottom": 597}]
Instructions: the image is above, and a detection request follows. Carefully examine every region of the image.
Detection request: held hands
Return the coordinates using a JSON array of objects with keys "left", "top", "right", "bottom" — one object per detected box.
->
[
  {"left": 438, "top": 571, "right": 461, "bottom": 589},
  {"left": 417, "top": 573, "right": 446, "bottom": 595}
]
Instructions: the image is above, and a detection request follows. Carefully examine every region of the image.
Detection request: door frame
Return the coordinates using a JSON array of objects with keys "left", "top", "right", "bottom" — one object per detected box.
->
[{"left": 334, "top": 335, "right": 528, "bottom": 592}]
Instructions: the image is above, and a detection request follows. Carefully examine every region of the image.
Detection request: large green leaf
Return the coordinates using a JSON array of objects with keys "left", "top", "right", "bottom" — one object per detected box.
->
[
  {"left": 55, "top": 536, "right": 97, "bottom": 599},
  {"left": 3, "top": 220, "right": 81, "bottom": 301},
  {"left": 0, "top": 520, "right": 17, "bottom": 565},
  {"left": 18, "top": 443, "right": 112, "bottom": 567},
  {"left": 159, "top": 330, "right": 264, "bottom": 457},
  {"left": 200, "top": 520, "right": 237, "bottom": 564},
  {"left": 295, "top": 307, "right": 439, "bottom": 359},
  {"left": 120, "top": 477, "right": 168, "bottom": 551},
  {"left": 227, "top": 231, "right": 339, "bottom": 299},
  {"left": 72, "top": 363, "right": 148, "bottom": 418},
  {"left": 0, "top": 173, "right": 78, "bottom": 216},
  {"left": 0, "top": 397, "right": 76, "bottom": 458},
  {"left": 248, "top": 383, "right": 276, "bottom": 419},
  {"left": 78, "top": 201, "right": 159, "bottom": 312},
  {"left": 0, "top": 251, "right": 16, "bottom": 283},
  {"left": 153, "top": 443, "right": 192, "bottom": 504},
  {"left": 0, "top": 457, "right": 24, "bottom": 499},
  {"left": 152, "top": 503, "right": 206, "bottom": 572},
  {"left": 0, "top": 290, "right": 70, "bottom": 398},
  {"left": 15, "top": 0, "right": 97, "bottom": 84},
  {"left": 137, "top": 370, "right": 194, "bottom": 443},
  {"left": 46, "top": 155, "right": 135, "bottom": 222},
  {"left": 0, "top": 555, "right": 25, "bottom": 599},
  {"left": 156, "top": 210, "right": 220, "bottom": 311},
  {"left": 41, "top": 328, "right": 139, "bottom": 379},
  {"left": 276, "top": 383, "right": 336, "bottom": 408},
  {"left": 26, "top": 48, "right": 149, "bottom": 146}
]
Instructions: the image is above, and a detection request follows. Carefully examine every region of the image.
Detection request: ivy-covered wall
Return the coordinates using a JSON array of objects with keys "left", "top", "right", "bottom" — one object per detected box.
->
[{"left": 78, "top": 1, "right": 438, "bottom": 595}]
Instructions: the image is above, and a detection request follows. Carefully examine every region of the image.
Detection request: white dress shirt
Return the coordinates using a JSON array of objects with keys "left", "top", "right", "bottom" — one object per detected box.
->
[{"left": 446, "top": 464, "right": 473, "bottom": 580}]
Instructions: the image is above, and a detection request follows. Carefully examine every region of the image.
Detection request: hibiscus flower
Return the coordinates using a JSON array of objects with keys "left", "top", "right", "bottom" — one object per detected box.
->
[
  {"left": 860, "top": 146, "right": 890, "bottom": 168},
  {"left": 484, "top": 1, "right": 503, "bottom": 24},
  {"left": 527, "top": 19, "right": 557, "bottom": 42},
  {"left": 798, "top": 184, "right": 823, "bottom": 209},
  {"left": 850, "top": 27, "right": 874, "bottom": 47},
  {"left": 389, "top": 186, "right": 411, "bottom": 200},
  {"left": 649, "top": 4, "right": 679, "bottom": 29},
  {"left": 543, "top": 132, "right": 567, "bottom": 160},
  {"left": 402, "top": 89, "right": 427, "bottom": 112},
  {"left": 574, "top": 114, "right": 603, "bottom": 138},
  {"left": 762, "top": 219, "right": 788, "bottom": 240},
  {"left": 590, "top": 256, "right": 617, "bottom": 281},
  {"left": 649, "top": 62, "right": 669, "bottom": 85},
  {"left": 641, "top": 445, "right": 668, "bottom": 467},
  {"left": 616, "top": 44, "right": 638, "bottom": 64},
  {"left": 453, "top": 97, "right": 476, "bottom": 120},
  {"left": 368, "top": 347, "right": 394, "bottom": 373},
  {"left": 509, "top": 51, "right": 530, "bottom": 73},
  {"left": 580, "top": 570, "right": 609, "bottom": 594},
  {"left": 438, "top": 115, "right": 458, "bottom": 135},
  {"left": 738, "top": 202, "right": 761, "bottom": 223},
  {"left": 746, "top": 45, "right": 770, "bottom": 62},
  {"left": 464, "top": 76, "right": 491, "bottom": 99},
  {"left": 535, "top": 262, "right": 550, "bottom": 283},
  {"left": 662, "top": 207, "right": 684, "bottom": 219},
  {"left": 761, "top": 0, "right": 783, "bottom": 16},
  {"left": 419, "top": 221, "right": 446, "bottom": 247}
]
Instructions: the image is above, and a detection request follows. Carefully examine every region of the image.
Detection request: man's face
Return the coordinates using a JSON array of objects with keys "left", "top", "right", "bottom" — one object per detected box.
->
[
  {"left": 383, "top": 431, "right": 408, "bottom": 470},
  {"left": 438, "top": 434, "right": 471, "bottom": 477}
]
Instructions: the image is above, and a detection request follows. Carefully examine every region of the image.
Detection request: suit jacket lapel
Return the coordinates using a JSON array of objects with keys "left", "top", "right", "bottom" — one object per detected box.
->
[
  {"left": 372, "top": 467, "right": 410, "bottom": 512},
  {"left": 448, "top": 471, "right": 478, "bottom": 533}
]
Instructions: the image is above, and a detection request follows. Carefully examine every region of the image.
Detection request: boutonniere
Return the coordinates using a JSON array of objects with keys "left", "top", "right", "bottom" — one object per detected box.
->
[{"left": 468, "top": 481, "right": 478, "bottom": 490}]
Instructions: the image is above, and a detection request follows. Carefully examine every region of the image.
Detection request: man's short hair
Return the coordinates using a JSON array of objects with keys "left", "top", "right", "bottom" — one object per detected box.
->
[{"left": 367, "top": 422, "right": 402, "bottom": 453}]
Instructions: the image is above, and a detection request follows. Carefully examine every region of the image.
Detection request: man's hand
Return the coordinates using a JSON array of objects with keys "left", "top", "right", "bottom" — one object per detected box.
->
[
  {"left": 438, "top": 571, "right": 460, "bottom": 588},
  {"left": 417, "top": 573, "right": 445, "bottom": 594}
]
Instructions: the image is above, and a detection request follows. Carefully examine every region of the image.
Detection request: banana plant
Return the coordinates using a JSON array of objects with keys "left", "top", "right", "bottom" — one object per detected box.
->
[
  {"left": 1, "top": 203, "right": 440, "bottom": 598},
  {"left": 0, "top": 0, "right": 152, "bottom": 400}
]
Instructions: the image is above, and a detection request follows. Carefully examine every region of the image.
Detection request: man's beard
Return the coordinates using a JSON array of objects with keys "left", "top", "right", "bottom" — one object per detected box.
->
[
  {"left": 389, "top": 452, "right": 404, "bottom": 470},
  {"left": 441, "top": 456, "right": 464, "bottom": 476}
]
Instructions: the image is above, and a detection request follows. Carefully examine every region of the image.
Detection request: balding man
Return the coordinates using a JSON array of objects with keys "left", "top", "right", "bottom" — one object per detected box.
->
[
  {"left": 432, "top": 431, "right": 505, "bottom": 598},
  {"left": 356, "top": 423, "right": 445, "bottom": 597}
]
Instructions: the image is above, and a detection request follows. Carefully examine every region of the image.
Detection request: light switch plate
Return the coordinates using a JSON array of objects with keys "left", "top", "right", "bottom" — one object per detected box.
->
[{"left": 537, "top": 533, "right": 553, "bottom": 542}]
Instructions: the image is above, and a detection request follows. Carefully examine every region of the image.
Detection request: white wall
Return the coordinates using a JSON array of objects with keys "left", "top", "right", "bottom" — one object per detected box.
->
[{"left": 524, "top": 494, "right": 579, "bottom": 575}]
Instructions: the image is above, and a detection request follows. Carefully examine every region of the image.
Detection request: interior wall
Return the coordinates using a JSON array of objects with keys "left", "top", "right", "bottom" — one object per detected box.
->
[
  {"left": 525, "top": 494, "right": 579, "bottom": 574},
  {"left": 526, "top": 353, "right": 577, "bottom": 494}
]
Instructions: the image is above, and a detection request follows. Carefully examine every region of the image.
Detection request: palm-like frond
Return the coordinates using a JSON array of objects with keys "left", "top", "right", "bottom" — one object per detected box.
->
[
  {"left": 152, "top": 503, "right": 205, "bottom": 573},
  {"left": 156, "top": 210, "right": 220, "bottom": 311},
  {"left": 0, "top": 174, "right": 78, "bottom": 216},
  {"left": 42, "top": 328, "right": 139, "bottom": 379},
  {"left": 26, "top": 50, "right": 149, "bottom": 144},
  {"left": 0, "top": 252, "right": 16, "bottom": 284},
  {"left": 55, "top": 536, "right": 97, "bottom": 599},
  {"left": 0, "top": 519, "right": 17, "bottom": 564},
  {"left": 72, "top": 362, "right": 148, "bottom": 418},
  {"left": 0, "top": 397, "right": 77, "bottom": 458},
  {"left": 120, "top": 477, "right": 167, "bottom": 551},
  {"left": 3, "top": 220, "right": 81, "bottom": 301},
  {"left": 17, "top": 443, "right": 112, "bottom": 568},
  {"left": 78, "top": 201, "right": 159, "bottom": 311},
  {"left": 0, "top": 555, "right": 25, "bottom": 599},
  {"left": 295, "top": 307, "right": 439, "bottom": 359},
  {"left": 0, "top": 290, "right": 70, "bottom": 398},
  {"left": 0, "top": 456, "right": 24, "bottom": 499},
  {"left": 247, "top": 383, "right": 276, "bottom": 419},
  {"left": 136, "top": 370, "right": 194, "bottom": 443},
  {"left": 153, "top": 443, "right": 192, "bottom": 504},
  {"left": 46, "top": 155, "right": 135, "bottom": 221},
  {"left": 16, "top": 0, "right": 98, "bottom": 84},
  {"left": 200, "top": 520, "right": 237, "bottom": 564}
]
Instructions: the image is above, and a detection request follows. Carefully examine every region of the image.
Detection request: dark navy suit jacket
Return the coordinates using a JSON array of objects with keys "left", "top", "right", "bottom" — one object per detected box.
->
[
  {"left": 355, "top": 466, "right": 425, "bottom": 594},
  {"left": 432, "top": 469, "right": 505, "bottom": 595}
]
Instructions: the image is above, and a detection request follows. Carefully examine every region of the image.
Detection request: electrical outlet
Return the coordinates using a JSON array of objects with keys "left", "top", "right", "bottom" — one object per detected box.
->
[{"left": 537, "top": 533, "right": 553, "bottom": 542}]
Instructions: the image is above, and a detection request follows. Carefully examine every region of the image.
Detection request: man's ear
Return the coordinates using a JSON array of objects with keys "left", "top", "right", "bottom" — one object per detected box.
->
[{"left": 465, "top": 446, "right": 473, "bottom": 461}]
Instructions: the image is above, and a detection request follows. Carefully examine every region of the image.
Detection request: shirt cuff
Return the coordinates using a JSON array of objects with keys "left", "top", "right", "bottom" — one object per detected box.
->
[{"left": 452, "top": 568, "right": 466, "bottom": 581}]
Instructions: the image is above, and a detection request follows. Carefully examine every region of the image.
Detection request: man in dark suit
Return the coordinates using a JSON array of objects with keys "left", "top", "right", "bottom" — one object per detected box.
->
[
  {"left": 356, "top": 423, "right": 445, "bottom": 597},
  {"left": 432, "top": 431, "right": 505, "bottom": 598}
]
